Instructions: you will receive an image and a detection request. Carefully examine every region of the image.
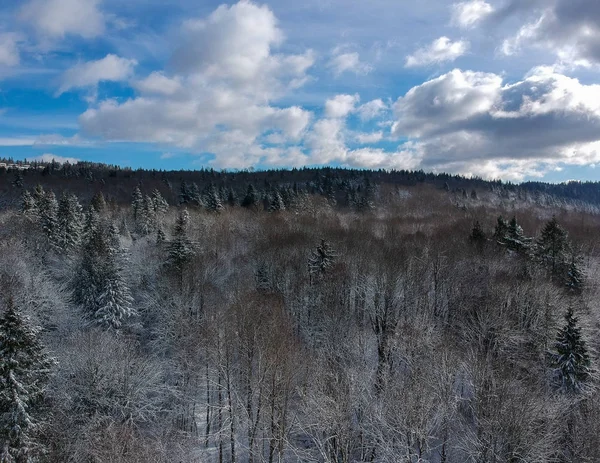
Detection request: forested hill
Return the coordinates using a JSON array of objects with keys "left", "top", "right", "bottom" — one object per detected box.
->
[{"left": 1, "top": 158, "right": 600, "bottom": 210}]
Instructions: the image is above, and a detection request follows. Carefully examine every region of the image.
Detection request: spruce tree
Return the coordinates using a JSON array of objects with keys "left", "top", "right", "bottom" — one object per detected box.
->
[
  {"left": 20, "top": 191, "right": 37, "bottom": 217},
  {"left": 226, "top": 187, "right": 237, "bottom": 207},
  {"left": 131, "top": 187, "right": 144, "bottom": 221},
  {"left": 565, "top": 252, "right": 585, "bottom": 293},
  {"left": 0, "top": 299, "right": 55, "bottom": 462},
  {"left": 469, "top": 221, "right": 486, "bottom": 245},
  {"left": 90, "top": 191, "right": 106, "bottom": 212},
  {"left": 166, "top": 210, "right": 195, "bottom": 275},
  {"left": 551, "top": 307, "right": 592, "bottom": 394},
  {"left": 40, "top": 191, "right": 59, "bottom": 246},
  {"left": 535, "top": 216, "right": 570, "bottom": 276},
  {"left": 57, "top": 193, "right": 83, "bottom": 253},
  {"left": 205, "top": 186, "right": 224, "bottom": 213},
  {"left": 269, "top": 190, "right": 286, "bottom": 212},
  {"left": 504, "top": 216, "right": 531, "bottom": 252},
  {"left": 493, "top": 216, "right": 509, "bottom": 244},
  {"left": 241, "top": 184, "right": 259, "bottom": 209},
  {"left": 308, "top": 239, "right": 336, "bottom": 278}
]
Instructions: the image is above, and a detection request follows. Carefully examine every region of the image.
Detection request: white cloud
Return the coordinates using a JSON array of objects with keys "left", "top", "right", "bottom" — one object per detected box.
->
[
  {"left": 324, "top": 94, "right": 360, "bottom": 118},
  {"left": 405, "top": 37, "right": 469, "bottom": 67},
  {"left": 391, "top": 68, "right": 600, "bottom": 180},
  {"left": 499, "top": 0, "right": 600, "bottom": 68},
  {"left": 20, "top": 0, "right": 105, "bottom": 39},
  {"left": 354, "top": 131, "right": 383, "bottom": 144},
  {"left": 451, "top": 1, "right": 494, "bottom": 28},
  {"left": 58, "top": 54, "right": 137, "bottom": 95},
  {"left": 133, "top": 72, "right": 182, "bottom": 96},
  {"left": 31, "top": 153, "right": 80, "bottom": 164},
  {"left": 0, "top": 33, "right": 20, "bottom": 67},
  {"left": 327, "top": 51, "right": 372, "bottom": 77},
  {"left": 357, "top": 99, "right": 388, "bottom": 121},
  {"left": 0, "top": 136, "right": 36, "bottom": 146}
]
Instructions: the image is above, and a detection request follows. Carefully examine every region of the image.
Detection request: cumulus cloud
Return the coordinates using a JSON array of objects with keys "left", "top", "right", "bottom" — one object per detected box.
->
[
  {"left": 499, "top": 0, "right": 600, "bottom": 67},
  {"left": 80, "top": 2, "right": 314, "bottom": 168},
  {"left": 405, "top": 37, "right": 469, "bottom": 67},
  {"left": 392, "top": 67, "right": 600, "bottom": 179},
  {"left": 357, "top": 99, "right": 388, "bottom": 121},
  {"left": 20, "top": 0, "right": 105, "bottom": 39},
  {"left": 58, "top": 54, "right": 137, "bottom": 95},
  {"left": 324, "top": 94, "right": 360, "bottom": 118},
  {"left": 327, "top": 50, "right": 372, "bottom": 76},
  {"left": 451, "top": 0, "right": 494, "bottom": 28},
  {"left": 0, "top": 33, "right": 20, "bottom": 67},
  {"left": 354, "top": 131, "right": 383, "bottom": 144}
]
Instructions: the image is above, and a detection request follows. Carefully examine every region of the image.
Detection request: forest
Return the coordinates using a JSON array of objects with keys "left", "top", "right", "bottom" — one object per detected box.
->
[{"left": 1, "top": 160, "right": 600, "bottom": 462}]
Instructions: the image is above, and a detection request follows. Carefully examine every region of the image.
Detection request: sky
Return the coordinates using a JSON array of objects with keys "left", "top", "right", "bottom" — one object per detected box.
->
[{"left": 1, "top": 0, "right": 600, "bottom": 182}]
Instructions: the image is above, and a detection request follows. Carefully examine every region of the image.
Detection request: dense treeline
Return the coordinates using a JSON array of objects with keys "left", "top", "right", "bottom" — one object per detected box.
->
[
  {"left": 1, "top": 175, "right": 600, "bottom": 462},
  {"left": 2, "top": 158, "right": 600, "bottom": 211}
]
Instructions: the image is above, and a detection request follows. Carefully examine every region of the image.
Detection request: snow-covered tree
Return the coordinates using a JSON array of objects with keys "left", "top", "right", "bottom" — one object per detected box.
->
[
  {"left": 131, "top": 187, "right": 144, "bottom": 221},
  {"left": 469, "top": 221, "right": 486, "bottom": 245},
  {"left": 40, "top": 191, "right": 59, "bottom": 246},
  {"left": 0, "top": 298, "right": 55, "bottom": 462},
  {"left": 308, "top": 239, "right": 336, "bottom": 279},
  {"left": 205, "top": 186, "right": 224, "bottom": 213},
  {"left": 535, "top": 216, "right": 570, "bottom": 276},
  {"left": 550, "top": 307, "right": 592, "bottom": 394},
  {"left": 493, "top": 216, "right": 509, "bottom": 244},
  {"left": 226, "top": 187, "right": 237, "bottom": 207},
  {"left": 151, "top": 189, "right": 169, "bottom": 216},
  {"left": 166, "top": 210, "right": 195, "bottom": 275},
  {"left": 57, "top": 193, "right": 83, "bottom": 253},
  {"left": 565, "top": 252, "right": 585, "bottom": 293},
  {"left": 269, "top": 191, "right": 286, "bottom": 212},
  {"left": 90, "top": 191, "right": 106, "bottom": 212},
  {"left": 20, "top": 191, "right": 37, "bottom": 217},
  {"left": 504, "top": 216, "right": 531, "bottom": 253}
]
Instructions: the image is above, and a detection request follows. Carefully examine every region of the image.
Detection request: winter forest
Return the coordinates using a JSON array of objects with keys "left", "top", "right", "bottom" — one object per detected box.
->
[{"left": 2, "top": 161, "right": 600, "bottom": 462}]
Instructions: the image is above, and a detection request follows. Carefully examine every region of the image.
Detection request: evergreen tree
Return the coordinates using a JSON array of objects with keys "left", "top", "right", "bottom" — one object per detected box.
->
[
  {"left": 131, "top": 187, "right": 144, "bottom": 221},
  {"left": 151, "top": 189, "right": 169, "bottom": 216},
  {"left": 308, "top": 239, "right": 336, "bottom": 279},
  {"left": 469, "top": 221, "right": 487, "bottom": 245},
  {"left": 535, "top": 216, "right": 570, "bottom": 276},
  {"left": 82, "top": 207, "right": 100, "bottom": 244},
  {"left": 226, "top": 187, "right": 237, "bottom": 207},
  {"left": 241, "top": 184, "right": 259, "bottom": 209},
  {"left": 205, "top": 186, "right": 224, "bottom": 213},
  {"left": 179, "top": 181, "right": 192, "bottom": 205},
  {"left": 269, "top": 190, "right": 286, "bottom": 212},
  {"left": 57, "top": 193, "right": 83, "bottom": 253},
  {"left": 156, "top": 227, "right": 166, "bottom": 245},
  {"left": 504, "top": 216, "right": 531, "bottom": 252},
  {"left": 139, "top": 195, "right": 155, "bottom": 235},
  {"left": 166, "top": 210, "right": 195, "bottom": 275},
  {"left": 493, "top": 216, "right": 509, "bottom": 244},
  {"left": 0, "top": 299, "right": 55, "bottom": 462},
  {"left": 565, "top": 252, "right": 585, "bottom": 293},
  {"left": 550, "top": 307, "right": 592, "bottom": 394},
  {"left": 20, "top": 191, "right": 37, "bottom": 217},
  {"left": 40, "top": 191, "right": 59, "bottom": 246},
  {"left": 90, "top": 191, "right": 106, "bottom": 212}
]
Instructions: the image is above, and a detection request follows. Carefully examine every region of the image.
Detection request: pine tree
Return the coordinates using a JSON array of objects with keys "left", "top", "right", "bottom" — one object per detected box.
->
[
  {"left": 469, "top": 221, "right": 486, "bottom": 245},
  {"left": 565, "top": 252, "right": 585, "bottom": 293},
  {"left": 90, "top": 191, "right": 106, "bottom": 212},
  {"left": 151, "top": 189, "right": 169, "bottom": 216},
  {"left": 493, "top": 216, "right": 509, "bottom": 245},
  {"left": 20, "top": 191, "right": 37, "bottom": 217},
  {"left": 308, "top": 239, "right": 336, "bottom": 279},
  {"left": 40, "top": 191, "right": 59, "bottom": 246},
  {"left": 166, "top": 210, "right": 195, "bottom": 275},
  {"left": 131, "top": 187, "right": 144, "bottom": 221},
  {"left": 156, "top": 227, "right": 166, "bottom": 245},
  {"left": 0, "top": 299, "right": 55, "bottom": 462},
  {"left": 241, "top": 184, "right": 259, "bottom": 209},
  {"left": 535, "top": 216, "right": 570, "bottom": 276},
  {"left": 57, "top": 192, "right": 83, "bottom": 253},
  {"left": 269, "top": 190, "right": 285, "bottom": 212},
  {"left": 139, "top": 195, "right": 155, "bottom": 235},
  {"left": 226, "top": 187, "right": 237, "bottom": 207},
  {"left": 504, "top": 216, "right": 531, "bottom": 252},
  {"left": 550, "top": 307, "right": 592, "bottom": 394},
  {"left": 205, "top": 186, "right": 224, "bottom": 213}
]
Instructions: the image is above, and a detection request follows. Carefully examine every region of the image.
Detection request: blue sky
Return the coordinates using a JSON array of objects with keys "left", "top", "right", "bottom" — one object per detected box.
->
[{"left": 1, "top": 0, "right": 600, "bottom": 182}]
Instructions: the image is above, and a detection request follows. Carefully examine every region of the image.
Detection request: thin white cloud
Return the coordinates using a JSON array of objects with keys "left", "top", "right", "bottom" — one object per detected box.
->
[
  {"left": 354, "top": 131, "right": 383, "bottom": 144},
  {"left": 357, "top": 99, "right": 388, "bottom": 121},
  {"left": 0, "top": 33, "right": 20, "bottom": 67},
  {"left": 20, "top": 0, "right": 105, "bottom": 39},
  {"left": 31, "top": 153, "right": 80, "bottom": 164},
  {"left": 324, "top": 94, "right": 360, "bottom": 118},
  {"left": 405, "top": 37, "right": 469, "bottom": 67},
  {"left": 327, "top": 51, "right": 372, "bottom": 77},
  {"left": 451, "top": 1, "right": 494, "bottom": 29},
  {"left": 58, "top": 54, "right": 137, "bottom": 95},
  {"left": 133, "top": 72, "right": 182, "bottom": 96}
]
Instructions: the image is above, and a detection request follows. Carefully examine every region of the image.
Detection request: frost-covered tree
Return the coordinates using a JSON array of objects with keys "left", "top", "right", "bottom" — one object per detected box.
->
[
  {"left": 493, "top": 216, "right": 509, "bottom": 244},
  {"left": 535, "top": 216, "right": 570, "bottom": 276},
  {"left": 20, "top": 191, "right": 37, "bottom": 217},
  {"left": 74, "top": 222, "right": 135, "bottom": 330},
  {"left": 550, "top": 307, "right": 592, "bottom": 394},
  {"left": 166, "top": 210, "right": 195, "bottom": 275},
  {"left": 57, "top": 193, "right": 83, "bottom": 253},
  {"left": 0, "top": 298, "right": 55, "bottom": 463},
  {"left": 205, "top": 186, "right": 224, "bottom": 213},
  {"left": 90, "top": 191, "right": 106, "bottom": 212},
  {"left": 151, "top": 189, "right": 169, "bottom": 216},
  {"left": 504, "top": 216, "right": 531, "bottom": 252},
  {"left": 40, "top": 191, "right": 59, "bottom": 246},
  {"left": 308, "top": 239, "right": 336, "bottom": 279},
  {"left": 565, "top": 252, "right": 585, "bottom": 293},
  {"left": 131, "top": 187, "right": 144, "bottom": 221},
  {"left": 269, "top": 191, "right": 285, "bottom": 212}
]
